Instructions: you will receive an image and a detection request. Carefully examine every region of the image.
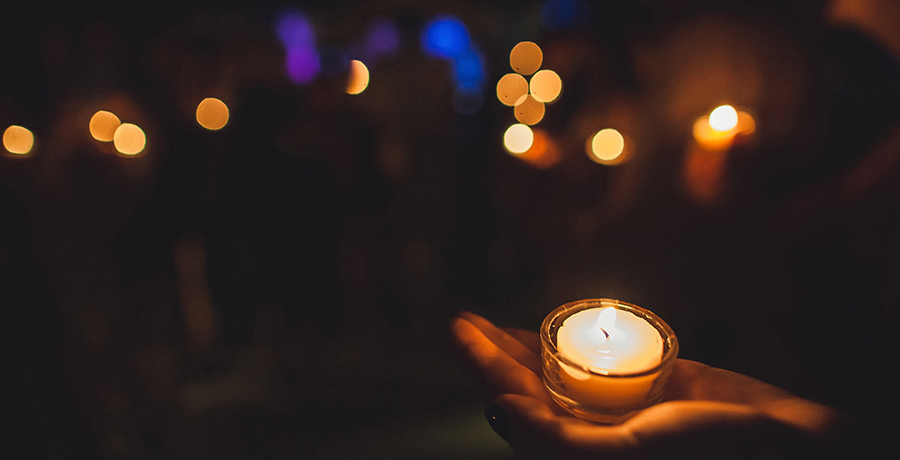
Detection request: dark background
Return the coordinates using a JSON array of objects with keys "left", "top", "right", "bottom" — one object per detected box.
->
[{"left": 2, "top": 0, "right": 899, "bottom": 458}]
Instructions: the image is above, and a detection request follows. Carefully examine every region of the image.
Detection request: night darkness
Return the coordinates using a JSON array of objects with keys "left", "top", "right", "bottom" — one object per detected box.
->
[{"left": 2, "top": 1, "right": 900, "bottom": 459}]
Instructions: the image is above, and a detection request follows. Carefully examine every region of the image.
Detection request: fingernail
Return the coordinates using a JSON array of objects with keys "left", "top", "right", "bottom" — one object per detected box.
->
[{"left": 484, "top": 403, "right": 510, "bottom": 442}]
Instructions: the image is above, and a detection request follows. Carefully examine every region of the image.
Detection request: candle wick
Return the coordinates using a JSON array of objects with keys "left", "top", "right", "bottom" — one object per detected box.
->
[{"left": 599, "top": 327, "right": 610, "bottom": 339}]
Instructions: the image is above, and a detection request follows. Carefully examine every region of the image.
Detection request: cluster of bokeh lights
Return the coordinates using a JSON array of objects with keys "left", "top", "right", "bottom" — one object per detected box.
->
[
  {"left": 499, "top": 42, "right": 629, "bottom": 168},
  {"left": 89, "top": 110, "right": 146, "bottom": 155}
]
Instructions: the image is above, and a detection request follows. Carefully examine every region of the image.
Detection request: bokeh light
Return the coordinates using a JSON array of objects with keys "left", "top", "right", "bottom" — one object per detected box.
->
[
  {"left": 683, "top": 144, "right": 727, "bottom": 205},
  {"left": 285, "top": 47, "right": 321, "bottom": 84},
  {"left": 89, "top": 110, "right": 121, "bottom": 141},
  {"left": 113, "top": 123, "right": 146, "bottom": 156},
  {"left": 588, "top": 128, "right": 625, "bottom": 165},
  {"left": 195, "top": 98, "right": 230, "bottom": 130},
  {"left": 514, "top": 95, "right": 545, "bottom": 125},
  {"left": 517, "top": 128, "right": 560, "bottom": 169},
  {"left": 692, "top": 116, "right": 733, "bottom": 151},
  {"left": 453, "top": 47, "right": 485, "bottom": 90},
  {"left": 709, "top": 105, "right": 739, "bottom": 131},
  {"left": 510, "top": 41, "right": 542, "bottom": 75},
  {"left": 276, "top": 10, "right": 315, "bottom": 50},
  {"left": 497, "top": 73, "right": 529, "bottom": 106},
  {"left": 529, "top": 69, "right": 562, "bottom": 103},
  {"left": 3, "top": 125, "right": 34, "bottom": 155},
  {"left": 346, "top": 60, "right": 370, "bottom": 95},
  {"left": 504, "top": 123, "right": 534, "bottom": 154},
  {"left": 540, "top": 0, "right": 589, "bottom": 30},
  {"left": 276, "top": 9, "right": 320, "bottom": 84},
  {"left": 736, "top": 111, "right": 756, "bottom": 135},
  {"left": 421, "top": 15, "right": 470, "bottom": 60},
  {"left": 364, "top": 18, "right": 400, "bottom": 61}
]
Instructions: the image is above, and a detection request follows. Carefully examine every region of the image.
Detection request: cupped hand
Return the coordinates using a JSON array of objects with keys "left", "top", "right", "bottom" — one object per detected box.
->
[{"left": 450, "top": 311, "right": 840, "bottom": 460}]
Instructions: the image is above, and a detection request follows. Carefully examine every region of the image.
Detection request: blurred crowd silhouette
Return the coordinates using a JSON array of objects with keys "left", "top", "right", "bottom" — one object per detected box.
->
[{"left": 2, "top": 0, "right": 899, "bottom": 458}]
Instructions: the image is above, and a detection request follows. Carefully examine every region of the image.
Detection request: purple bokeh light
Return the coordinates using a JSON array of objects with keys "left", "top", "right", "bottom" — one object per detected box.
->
[
  {"left": 275, "top": 9, "right": 320, "bottom": 84},
  {"left": 365, "top": 18, "right": 400, "bottom": 60},
  {"left": 285, "top": 47, "right": 321, "bottom": 84}
]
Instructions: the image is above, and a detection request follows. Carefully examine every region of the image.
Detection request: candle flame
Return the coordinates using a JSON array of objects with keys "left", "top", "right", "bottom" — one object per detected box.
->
[{"left": 595, "top": 307, "right": 617, "bottom": 339}]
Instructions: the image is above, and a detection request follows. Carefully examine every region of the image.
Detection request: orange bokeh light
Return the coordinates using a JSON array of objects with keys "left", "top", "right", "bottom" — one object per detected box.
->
[
  {"left": 90, "top": 110, "right": 121, "bottom": 141},
  {"left": 529, "top": 69, "right": 562, "bottom": 103},
  {"left": 514, "top": 95, "right": 545, "bottom": 125},
  {"left": 516, "top": 128, "right": 559, "bottom": 169},
  {"left": 510, "top": 41, "right": 543, "bottom": 75},
  {"left": 196, "top": 98, "right": 230, "bottom": 131},
  {"left": 3, "top": 125, "right": 34, "bottom": 155},
  {"left": 587, "top": 129, "right": 629, "bottom": 166},
  {"left": 113, "top": 123, "right": 146, "bottom": 156},
  {"left": 693, "top": 109, "right": 756, "bottom": 151},
  {"left": 497, "top": 73, "right": 529, "bottom": 106},
  {"left": 345, "top": 60, "right": 370, "bottom": 95}
]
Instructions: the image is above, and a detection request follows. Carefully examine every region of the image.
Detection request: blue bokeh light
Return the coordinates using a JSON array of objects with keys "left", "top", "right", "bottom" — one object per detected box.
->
[
  {"left": 276, "top": 10, "right": 315, "bottom": 50},
  {"left": 540, "top": 0, "right": 589, "bottom": 30},
  {"left": 453, "top": 47, "right": 485, "bottom": 90},
  {"left": 421, "top": 16, "right": 471, "bottom": 60}
]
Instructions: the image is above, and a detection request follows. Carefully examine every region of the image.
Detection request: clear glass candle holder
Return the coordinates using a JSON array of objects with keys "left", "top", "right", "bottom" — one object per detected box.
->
[{"left": 541, "top": 299, "right": 679, "bottom": 424}]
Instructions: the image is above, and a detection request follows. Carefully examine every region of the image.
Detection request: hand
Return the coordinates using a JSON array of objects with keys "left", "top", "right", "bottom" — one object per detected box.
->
[{"left": 450, "top": 311, "right": 841, "bottom": 460}]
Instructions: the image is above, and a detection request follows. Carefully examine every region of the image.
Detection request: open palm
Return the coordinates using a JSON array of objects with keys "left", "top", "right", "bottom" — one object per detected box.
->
[{"left": 450, "top": 311, "right": 839, "bottom": 460}]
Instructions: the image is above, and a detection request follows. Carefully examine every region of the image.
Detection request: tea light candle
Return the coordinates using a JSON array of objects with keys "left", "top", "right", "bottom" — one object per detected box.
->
[
  {"left": 557, "top": 307, "right": 662, "bottom": 375},
  {"left": 542, "top": 299, "right": 678, "bottom": 424}
]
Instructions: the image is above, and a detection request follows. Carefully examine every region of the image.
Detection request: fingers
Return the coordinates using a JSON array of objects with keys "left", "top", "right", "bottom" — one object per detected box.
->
[
  {"left": 661, "top": 359, "right": 711, "bottom": 401},
  {"left": 494, "top": 394, "right": 636, "bottom": 460},
  {"left": 455, "top": 311, "right": 543, "bottom": 374},
  {"left": 501, "top": 327, "right": 542, "bottom": 354},
  {"left": 449, "top": 316, "right": 553, "bottom": 404}
]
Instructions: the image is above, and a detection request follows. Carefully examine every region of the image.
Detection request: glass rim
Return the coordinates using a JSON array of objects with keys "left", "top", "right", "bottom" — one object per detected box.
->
[{"left": 541, "top": 298, "right": 679, "bottom": 378}]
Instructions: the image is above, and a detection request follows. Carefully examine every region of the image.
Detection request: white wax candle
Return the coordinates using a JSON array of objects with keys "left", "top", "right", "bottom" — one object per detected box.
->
[{"left": 557, "top": 307, "right": 663, "bottom": 375}]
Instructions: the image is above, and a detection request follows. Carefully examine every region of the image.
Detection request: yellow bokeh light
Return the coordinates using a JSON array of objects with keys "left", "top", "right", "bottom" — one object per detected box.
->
[
  {"left": 496, "top": 73, "right": 529, "bottom": 106},
  {"left": 3, "top": 125, "right": 34, "bottom": 155},
  {"left": 588, "top": 128, "right": 626, "bottom": 164},
  {"left": 709, "top": 105, "right": 738, "bottom": 131},
  {"left": 89, "top": 110, "right": 121, "bottom": 142},
  {"left": 345, "top": 60, "right": 370, "bottom": 95},
  {"left": 736, "top": 110, "right": 755, "bottom": 135},
  {"left": 693, "top": 116, "right": 734, "bottom": 151},
  {"left": 196, "top": 98, "right": 230, "bottom": 131},
  {"left": 113, "top": 123, "right": 146, "bottom": 156},
  {"left": 529, "top": 70, "right": 562, "bottom": 103},
  {"left": 504, "top": 123, "right": 534, "bottom": 154},
  {"left": 510, "top": 41, "right": 542, "bottom": 75},
  {"left": 514, "top": 95, "right": 545, "bottom": 125}
]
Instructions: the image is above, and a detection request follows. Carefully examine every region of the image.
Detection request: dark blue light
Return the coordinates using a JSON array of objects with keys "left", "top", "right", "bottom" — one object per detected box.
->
[
  {"left": 421, "top": 16, "right": 471, "bottom": 60},
  {"left": 453, "top": 47, "right": 485, "bottom": 90},
  {"left": 540, "top": 0, "right": 589, "bottom": 30}
]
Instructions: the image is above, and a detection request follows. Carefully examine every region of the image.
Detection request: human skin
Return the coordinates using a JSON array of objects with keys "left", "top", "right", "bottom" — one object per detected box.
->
[{"left": 450, "top": 311, "right": 842, "bottom": 460}]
